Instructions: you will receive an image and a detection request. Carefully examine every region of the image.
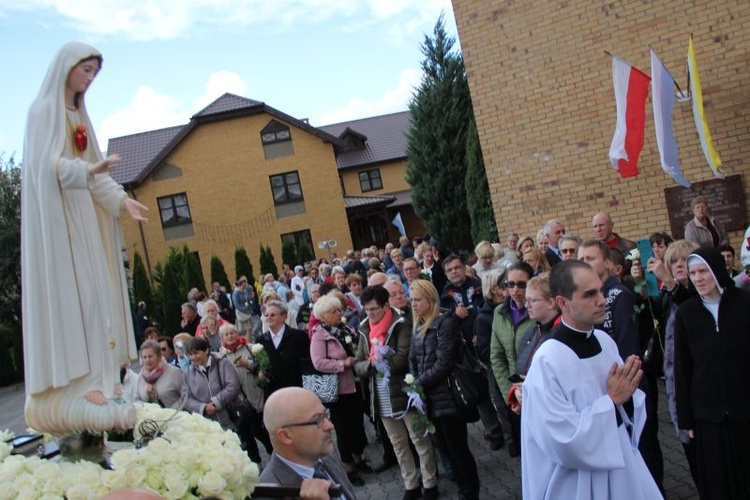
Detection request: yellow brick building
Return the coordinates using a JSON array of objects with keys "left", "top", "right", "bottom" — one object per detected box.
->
[
  {"left": 453, "top": 1, "right": 749, "bottom": 244},
  {"left": 109, "top": 95, "right": 423, "bottom": 284}
]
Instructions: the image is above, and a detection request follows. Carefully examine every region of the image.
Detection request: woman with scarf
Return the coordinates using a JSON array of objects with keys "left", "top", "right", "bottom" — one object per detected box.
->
[
  {"left": 217, "top": 324, "right": 272, "bottom": 465},
  {"left": 183, "top": 337, "right": 241, "bottom": 431},
  {"left": 674, "top": 246, "right": 750, "bottom": 499},
  {"left": 311, "top": 294, "right": 370, "bottom": 486},
  {"left": 354, "top": 285, "right": 437, "bottom": 500},
  {"left": 22, "top": 42, "right": 148, "bottom": 435},
  {"left": 134, "top": 340, "right": 183, "bottom": 409}
]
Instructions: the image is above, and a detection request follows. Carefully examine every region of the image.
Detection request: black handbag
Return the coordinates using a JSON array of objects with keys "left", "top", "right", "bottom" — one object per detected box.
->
[{"left": 435, "top": 316, "right": 486, "bottom": 421}]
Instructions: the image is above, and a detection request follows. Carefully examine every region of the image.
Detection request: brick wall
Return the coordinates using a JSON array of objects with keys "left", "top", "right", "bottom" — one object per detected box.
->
[
  {"left": 121, "top": 112, "right": 352, "bottom": 284},
  {"left": 453, "top": 0, "right": 749, "bottom": 245}
]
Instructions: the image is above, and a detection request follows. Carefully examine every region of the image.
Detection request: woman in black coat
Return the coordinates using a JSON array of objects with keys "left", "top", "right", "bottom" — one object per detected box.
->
[
  {"left": 409, "top": 280, "right": 480, "bottom": 500},
  {"left": 674, "top": 246, "right": 750, "bottom": 499}
]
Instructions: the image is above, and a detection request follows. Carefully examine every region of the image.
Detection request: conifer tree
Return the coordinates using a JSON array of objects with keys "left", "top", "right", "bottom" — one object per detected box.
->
[
  {"left": 465, "top": 116, "right": 498, "bottom": 243},
  {"left": 298, "top": 241, "right": 315, "bottom": 264},
  {"left": 183, "top": 245, "right": 206, "bottom": 294},
  {"left": 260, "top": 244, "right": 279, "bottom": 277},
  {"left": 210, "top": 255, "right": 231, "bottom": 290},
  {"left": 406, "top": 14, "right": 474, "bottom": 252},
  {"left": 235, "top": 246, "right": 255, "bottom": 285},
  {"left": 281, "top": 239, "right": 298, "bottom": 269},
  {"left": 131, "top": 251, "right": 154, "bottom": 315},
  {"left": 162, "top": 247, "right": 187, "bottom": 335}
]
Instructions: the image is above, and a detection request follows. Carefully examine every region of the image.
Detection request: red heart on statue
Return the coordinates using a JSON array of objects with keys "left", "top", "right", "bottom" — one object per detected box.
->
[{"left": 74, "top": 127, "right": 87, "bottom": 151}]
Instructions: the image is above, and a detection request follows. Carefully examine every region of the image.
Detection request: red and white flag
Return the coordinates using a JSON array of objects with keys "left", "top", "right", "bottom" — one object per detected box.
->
[{"left": 608, "top": 56, "right": 651, "bottom": 178}]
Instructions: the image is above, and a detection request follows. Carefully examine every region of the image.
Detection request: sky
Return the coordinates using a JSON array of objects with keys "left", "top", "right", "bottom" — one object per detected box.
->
[{"left": 0, "top": 0, "right": 458, "bottom": 159}]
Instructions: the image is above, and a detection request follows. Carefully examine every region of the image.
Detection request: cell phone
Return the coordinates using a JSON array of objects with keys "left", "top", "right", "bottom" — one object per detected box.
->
[{"left": 508, "top": 373, "right": 523, "bottom": 384}]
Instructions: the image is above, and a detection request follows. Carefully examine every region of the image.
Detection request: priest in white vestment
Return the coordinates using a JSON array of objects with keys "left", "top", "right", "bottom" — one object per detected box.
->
[
  {"left": 521, "top": 260, "right": 662, "bottom": 499},
  {"left": 22, "top": 42, "right": 147, "bottom": 435}
]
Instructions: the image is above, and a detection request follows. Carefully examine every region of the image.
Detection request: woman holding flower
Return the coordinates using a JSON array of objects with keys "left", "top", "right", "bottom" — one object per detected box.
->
[
  {"left": 133, "top": 340, "right": 183, "bottom": 409},
  {"left": 408, "top": 280, "right": 480, "bottom": 500},
  {"left": 354, "top": 285, "right": 437, "bottom": 500},
  {"left": 217, "top": 324, "right": 272, "bottom": 465},
  {"left": 310, "top": 294, "right": 370, "bottom": 486}
]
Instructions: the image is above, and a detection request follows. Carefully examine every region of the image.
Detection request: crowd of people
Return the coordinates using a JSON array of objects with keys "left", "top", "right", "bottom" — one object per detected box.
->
[{"left": 127, "top": 197, "right": 750, "bottom": 500}]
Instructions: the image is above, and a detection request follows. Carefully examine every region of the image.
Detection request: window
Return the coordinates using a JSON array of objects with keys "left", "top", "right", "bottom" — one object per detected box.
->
[
  {"left": 358, "top": 169, "right": 383, "bottom": 192},
  {"left": 157, "top": 193, "right": 192, "bottom": 228},
  {"left": 260, "top": 120, "right": 292, "bottom": 145},
  {"left": 281, "top": 230, "right": 313, "bottom": 256},
  {"left": 270, "top": 171, "right": 304, "bottom": 205}
]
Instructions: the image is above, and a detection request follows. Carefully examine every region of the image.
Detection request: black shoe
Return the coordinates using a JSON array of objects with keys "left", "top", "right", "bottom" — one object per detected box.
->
[
  {"left": 490, "top": 438, "right": 504, "bottom": 451},
  {"left": 347, "top": 470, "right": 365, "bottom": 487},
  {"left": 355, "top": 460, "right": 374, "bottom": 474},
  {"left": 507, "top": 441, "right": 520, "bottom": 458},
  {"left": 373, "top": 460, "right": 397, "bottom": 473},
  {"left": 423, "top": 486, "right": 439, "bottom": 500},
  {"left": 402, "top": 487, "right": 423, "bottom": 500}
]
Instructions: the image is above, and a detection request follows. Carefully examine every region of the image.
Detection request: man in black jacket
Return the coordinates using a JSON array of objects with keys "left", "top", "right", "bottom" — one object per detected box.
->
[{"left": 258, "top": 300, "right": 311, "bottom": 396}]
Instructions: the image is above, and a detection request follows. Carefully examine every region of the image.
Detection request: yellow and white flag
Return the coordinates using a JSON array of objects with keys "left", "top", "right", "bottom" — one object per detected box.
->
[{"left": 688, "top": 35, "right": 723, "bottom": 179}]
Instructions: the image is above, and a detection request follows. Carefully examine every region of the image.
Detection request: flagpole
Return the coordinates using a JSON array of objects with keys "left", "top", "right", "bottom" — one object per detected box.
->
[{"left": 649, "top": 45, "right": 684, "bottom": 95}]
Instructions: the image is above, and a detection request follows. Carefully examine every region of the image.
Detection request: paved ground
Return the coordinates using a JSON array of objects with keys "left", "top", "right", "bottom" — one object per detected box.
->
[{"left": 1, "top": 381, "right": 698, "bottom": 499}]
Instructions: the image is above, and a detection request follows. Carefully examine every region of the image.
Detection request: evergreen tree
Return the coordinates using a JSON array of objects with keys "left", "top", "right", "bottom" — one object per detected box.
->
[
  {"left": 183, "top": 245, "right": 206, "bottom": 294},
  {"left": 162, "top": 247, "right": 187, "bottom": 335},
  {"left": 0, "top": 155, "right": 21, "bottom": 326},
  {"left": 281, "top": 239, "right": 298, "bottom": 269},
  {"left": 465, "top": 116, "right": 499, "bottom": 243},
  {"left": 210, "top": 255, "right": 231, "bottom": 290},
  {"left": 235, "top": 246, "right": 255, "bottom": 285},
  {"left": 151, "top": 261, "right": 166, "bottom": 330},
  {"left": 406, "top": 14, "right": 474, "bottom": 253},
  {"left": 131, "top": 251, "right": 154, "bottom": 317},
  {"left": 298, "top": 240, "right": 315, "bottom": 265},
  {"left": 260, "top": 244, "right": 279, "bottom": 277}
]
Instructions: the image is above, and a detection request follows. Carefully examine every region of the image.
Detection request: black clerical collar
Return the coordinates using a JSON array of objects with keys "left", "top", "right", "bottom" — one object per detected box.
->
[{"left": 550, "top": 320, "right": 602, "bottom": 359}]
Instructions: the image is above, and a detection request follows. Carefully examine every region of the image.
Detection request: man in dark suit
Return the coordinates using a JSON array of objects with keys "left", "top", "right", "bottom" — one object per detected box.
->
[
  {"left": 259, "top": 387, "right": 357, "bottom": 499},
  {"left": 543, "top": 219, "right": 565, "bottom": 267},
  {"left": 258, "top": 300, "right": 311, "bottom": 396}
]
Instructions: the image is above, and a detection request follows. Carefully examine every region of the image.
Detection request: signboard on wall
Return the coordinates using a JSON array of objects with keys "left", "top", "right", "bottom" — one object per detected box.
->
[{"left": 664, "top": 174, "right": 746, "bottom": 239}]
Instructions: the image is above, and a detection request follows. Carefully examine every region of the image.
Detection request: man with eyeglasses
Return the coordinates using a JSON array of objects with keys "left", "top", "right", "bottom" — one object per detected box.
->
[
  {"left": 559, "top": 235, "right": 581, "bottom": 262},
  {"left": 260, "top": 387, "right": 357, "bottom": 500},
  {"left": 258, "top": 301, "right": 311, "bottom": 397}
]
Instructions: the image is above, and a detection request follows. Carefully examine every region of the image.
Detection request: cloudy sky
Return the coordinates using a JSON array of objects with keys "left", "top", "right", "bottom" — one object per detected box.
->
[{"left": 0, "top": 0, "right": 457, "bottom": 158}]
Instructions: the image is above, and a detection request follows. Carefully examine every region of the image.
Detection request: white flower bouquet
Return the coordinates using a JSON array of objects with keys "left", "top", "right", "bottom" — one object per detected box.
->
[{"left": 0, "top": 403, "right": 259, "bottom": 499}]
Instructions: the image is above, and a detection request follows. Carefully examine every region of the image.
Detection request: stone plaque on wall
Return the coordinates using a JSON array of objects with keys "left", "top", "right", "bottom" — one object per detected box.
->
[{"left": 664, "top": 174, "right": 746, "bottom": 239}]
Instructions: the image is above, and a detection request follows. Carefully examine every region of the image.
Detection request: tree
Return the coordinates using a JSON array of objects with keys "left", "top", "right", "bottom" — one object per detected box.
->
[
  {"left": 0, "top": 155, "right": 21, "bottom": 327},
  {"left": 161, "top": 247, "right": 187, "bottom": 335},
  {"left": 234, "top": 246, "right": 255, "bottom": 285},
  {"left": 298, "top": 240, "right": 315, "bottom": 265},
  {"left": 260, "top": 244, "right": 279, "bottom": 277},
  {"left": 406, "top": 14, "right": 474, "bottom": 253},
  {"left": 465, "top": 116, "right": 499, "bottom": 243},
  {"left": 281, "top": 239, "right": 298, "bottom": 269},
  {"left": 131, "top": 251, "right": 154, "bottom": 318},
  {"left": 183, "top": 245, "right": 206, "bottom": 294},
  {"left": 210, "top": 255, "right": 231, "bottom": 290}
]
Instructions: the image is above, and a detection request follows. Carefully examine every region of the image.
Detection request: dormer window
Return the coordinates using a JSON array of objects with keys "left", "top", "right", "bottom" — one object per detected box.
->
[{"left": 261, "top": 120, "right": 295, "bottom": 159}]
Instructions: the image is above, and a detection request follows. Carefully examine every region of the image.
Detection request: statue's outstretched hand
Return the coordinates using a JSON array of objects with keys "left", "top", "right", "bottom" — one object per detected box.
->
[
  {"left": 122, "top": 197, "right": 148, "bottom": 222},
  {"left": 89, "top": 154, "right": 120, "bottom": 175}
]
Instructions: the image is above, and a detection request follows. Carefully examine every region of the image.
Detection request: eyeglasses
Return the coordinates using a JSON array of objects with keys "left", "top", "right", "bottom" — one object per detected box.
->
[
  {"left": 264, "top": 313, "right": 283, "bottom": 318},
  {"left": 560, "top": 248, "right": 577, "bottom": 254},
  {"left": 282, "top": 408, "right": 331, "bottom": 429},
  {"left": 364, "top": 306, "right": 382, "bottom": 313},
  {"left": 504, "top": 281, "right": 527, "bottom": 289}
]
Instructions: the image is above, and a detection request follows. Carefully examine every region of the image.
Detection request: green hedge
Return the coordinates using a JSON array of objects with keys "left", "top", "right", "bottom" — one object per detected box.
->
[{"left": 0, "top": 324, "right": 23, "bottom": 387}]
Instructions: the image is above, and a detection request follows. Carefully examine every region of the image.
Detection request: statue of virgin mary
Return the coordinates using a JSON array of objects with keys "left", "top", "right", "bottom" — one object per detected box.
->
[{"left": 22, "top": 41, "right": 148, "bottom": 435}]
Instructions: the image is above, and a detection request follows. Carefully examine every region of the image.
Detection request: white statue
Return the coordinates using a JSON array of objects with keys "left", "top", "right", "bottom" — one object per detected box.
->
[{"left": 22, "top": 41, "right": 148, "bottom": 435}]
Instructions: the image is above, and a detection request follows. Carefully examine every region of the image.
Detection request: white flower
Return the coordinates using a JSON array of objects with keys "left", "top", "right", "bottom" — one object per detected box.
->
[
  {"left": 251, "top": 343, "right": 264, "bottom": 355},
  {"left": 404, "top": 374, "right": 415, "bottom": 385},
  {"left": 65, "top": 485, "right": 96, "bottom": 500},
  {"left": 0, "top": 441, "right": 11, "bottom": 461},
  {"left": 345, "top": 335, "right": 352, "bottom": 344},
  {"left": 198, "top": 470, "right": 227, "bottom": 497},
  {"left": 164, "top": 474, "right": 189, "bottom": 498},
  {"left": 0, "top": 429, "right": 14, "bottom": 441},
  {"left": 13, "top": 472, "right": 38, "bottom": 493},
  {"left": 100, "top": 470, "right": 127, "bottom": 491},
  {"left": 626, "top": 248, "right": 640, "bottom": 261}
]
